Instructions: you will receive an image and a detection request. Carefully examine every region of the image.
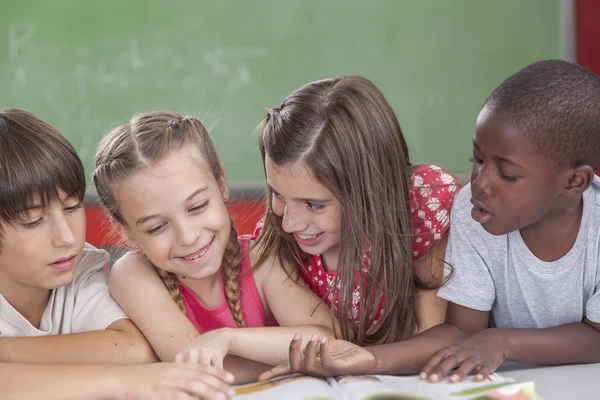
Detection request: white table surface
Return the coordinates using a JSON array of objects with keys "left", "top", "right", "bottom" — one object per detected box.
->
[{"left": 498, "top": 362, "right": 600, "bottom": 400}]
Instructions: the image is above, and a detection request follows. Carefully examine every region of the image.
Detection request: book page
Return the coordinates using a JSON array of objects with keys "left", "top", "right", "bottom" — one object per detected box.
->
[
  {"left": 234, "top": 374, "right": 338, "bottom": 400},
  {"left": 336, "top": 374, "right": 536, "bottom": 400}
]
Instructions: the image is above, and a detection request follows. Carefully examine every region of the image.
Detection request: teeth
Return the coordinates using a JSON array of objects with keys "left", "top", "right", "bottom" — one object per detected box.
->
[
  {"left": 183, "top": 246, "right": 209, "bottom": 260},
  {"left": 298, "top": 233, "right": 320, "bottom": 240}
]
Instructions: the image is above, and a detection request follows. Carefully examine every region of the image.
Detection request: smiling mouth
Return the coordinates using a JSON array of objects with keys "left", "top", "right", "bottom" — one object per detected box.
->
[
  {"left": 179, "top": 237, "right": 214, "bottom": 260},
  {"left": 296, "top": 233, "right": 322, "bottom": 240}
]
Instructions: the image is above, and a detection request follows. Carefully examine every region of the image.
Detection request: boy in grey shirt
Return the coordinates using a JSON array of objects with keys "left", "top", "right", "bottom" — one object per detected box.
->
[{"left": 420, "top": 59, "right": 600, "bottom": 382}]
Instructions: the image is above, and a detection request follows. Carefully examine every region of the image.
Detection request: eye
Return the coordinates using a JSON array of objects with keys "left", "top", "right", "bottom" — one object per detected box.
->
[
  {"left": 64, "top": 202, "right": 83, "bottom": 212},
  {"left": 21, "top": 218, "right": 43, "bottom": 229},
  {"left": 469, "top": 157, "right": 483, "bottom": 165},
  {"left": 497, "top": 170, "right": 518, "bottom": 182},
  {"left": 306, "top": 202, "right": 325, "bottom": 211},
  {"left": 147, "top": 223, "right": 166, "bottom": 235},
  {"left": 189, "top": 201, "right": 209, "bottom": 213}
]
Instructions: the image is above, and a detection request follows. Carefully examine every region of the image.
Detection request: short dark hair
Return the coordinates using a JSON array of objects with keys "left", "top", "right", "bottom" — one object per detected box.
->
[
  {"left": 0, "top": 109, "right": 85, "bottom": 227},
  {"left": 485, "top": 59, "right": 600, "bottom": 170}
]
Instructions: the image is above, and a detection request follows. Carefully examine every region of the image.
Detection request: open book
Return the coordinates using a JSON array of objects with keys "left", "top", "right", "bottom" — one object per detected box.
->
[{"left": 234, "top": 373, "right": 536, "bottom": 400}]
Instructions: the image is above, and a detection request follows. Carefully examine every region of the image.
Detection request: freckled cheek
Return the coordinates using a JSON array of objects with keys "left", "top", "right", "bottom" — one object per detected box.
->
[
  {"left": 271, "top": 199, "right": 285, "bottom": 216},
  {"left": 321, "top": 211, "right": 342, "bottom": 234}
]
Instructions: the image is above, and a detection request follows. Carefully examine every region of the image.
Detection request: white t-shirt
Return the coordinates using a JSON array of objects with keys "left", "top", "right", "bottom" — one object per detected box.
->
[{"left": 0, "top": 243, "right": 128, "bottom": 337}]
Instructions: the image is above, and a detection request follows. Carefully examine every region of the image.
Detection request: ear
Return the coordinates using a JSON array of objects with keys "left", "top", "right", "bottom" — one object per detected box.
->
[
  {"left": 218, "top": 166, "right": 230, "bottom": 203},
  {"left": 562, "top": 165, "right": 595, "bottom": 196},
  {"left": 114, "top": 219, "right": 138, "bottom": 249}
]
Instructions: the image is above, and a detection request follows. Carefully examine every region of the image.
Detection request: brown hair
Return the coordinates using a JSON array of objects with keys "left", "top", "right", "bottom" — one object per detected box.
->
[
  {"left": 0, "top": 109, "right": 85, "bottom": 233},
  {"left": 93, "top": 111, "right": 246, "bottom": 326},
  {"left": 256, "top": 76, "right": 437, "bottom": 345}
]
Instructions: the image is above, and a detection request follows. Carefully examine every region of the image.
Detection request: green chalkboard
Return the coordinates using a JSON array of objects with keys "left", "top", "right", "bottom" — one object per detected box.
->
[{"left": 0, "top": 0, "right": 561, "bottom": 189}]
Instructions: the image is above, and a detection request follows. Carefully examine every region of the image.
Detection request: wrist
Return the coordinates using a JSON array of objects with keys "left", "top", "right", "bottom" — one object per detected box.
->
[
  {"left": 366, "top": 346, "right": 385, "bottom": 374},
  {"left": 104, "top": 366, "right": 129, "bottom": 399},
  {"left": 490, "top": 328, "right": 512, "bottom": 361},
  {"left": 219, "top": 327, "right": 235, "bottom": 352}
]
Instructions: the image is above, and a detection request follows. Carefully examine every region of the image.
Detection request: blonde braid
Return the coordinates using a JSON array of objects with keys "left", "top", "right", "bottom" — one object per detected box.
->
[
  {"left": 154, "top": 266, "right": 186, "bottom": 314},
  {"left": 223, "top": 218, "right": 246, "bottom": 327}
]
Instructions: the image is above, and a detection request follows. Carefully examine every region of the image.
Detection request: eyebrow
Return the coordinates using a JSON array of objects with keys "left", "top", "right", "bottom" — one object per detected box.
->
[
  {"left": 267, "top": 184, "right": 332, "bottom": 203},
  {"left": 472, "top": 139, "right": 523, "bottom": 168},
  {"left": 135, "top": 186, "right": 208, "bottom": 225},
  {"left": 18, "top": 204, "right": 43, "bottom": 213}
]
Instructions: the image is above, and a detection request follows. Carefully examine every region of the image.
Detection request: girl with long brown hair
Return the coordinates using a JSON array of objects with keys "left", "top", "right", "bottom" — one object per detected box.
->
[{"left": 253, "top": 75, "right": 460, "bottom": 379}]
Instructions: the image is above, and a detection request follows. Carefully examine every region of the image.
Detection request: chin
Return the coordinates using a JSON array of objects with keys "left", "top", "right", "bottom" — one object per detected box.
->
[
  {"left": 480, "top": 223, "right": 513, "bottom": 236},
  {"left": 47, "top": 274, "right": 76, "bottom": 290}
]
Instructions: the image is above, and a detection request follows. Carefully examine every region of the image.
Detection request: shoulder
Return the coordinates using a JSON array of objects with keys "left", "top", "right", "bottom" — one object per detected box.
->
[
  {"left": 108, "top": 250, "right": 161, "bottom": 290},
  {"left": 249, "top": 240, "right": 299, "bottom": 287},
  {"left": 409, "top": 165, "right": 461, "bottom": 258},
  {"left": 72, "top": 243, "right": 110, "bottom": 283},
  {"left": 410, "top": 164, "right": 461, "bottom": 190},
  {"left": 77, "top": 243, "right": 110, "bottom": 271},
  {"left": 410, "top": 165, "right": 461, "bottom": 216}
]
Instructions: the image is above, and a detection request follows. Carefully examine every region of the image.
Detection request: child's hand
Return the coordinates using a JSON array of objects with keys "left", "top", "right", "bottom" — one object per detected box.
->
[
  {"left": 420, "top": 329, "right": 510, "bottom": 383},
  {"left": 258, "top": 333, "right": 377, "bottom": 380},
  {"left": 121, "top": 362, "right": 235, "bottom": 399},
  {"left": 175, "top": 328, "right": 233, "bottom": 369}
]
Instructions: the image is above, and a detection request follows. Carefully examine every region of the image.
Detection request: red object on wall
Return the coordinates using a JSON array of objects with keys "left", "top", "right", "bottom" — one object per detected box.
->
[
  {"left": 576, "top": 0, "right": 600, "bottom": 176},
  {"left": 576, "top": 0, "right": 600, "bottom": 75},
  {"left": 85, "top": 200, "right": 267, "bottom": 248}
]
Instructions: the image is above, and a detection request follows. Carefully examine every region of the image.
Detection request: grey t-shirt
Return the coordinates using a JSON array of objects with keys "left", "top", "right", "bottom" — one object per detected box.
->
[{"left": 437, "top": 176, "right": 600, "bottom": 328}]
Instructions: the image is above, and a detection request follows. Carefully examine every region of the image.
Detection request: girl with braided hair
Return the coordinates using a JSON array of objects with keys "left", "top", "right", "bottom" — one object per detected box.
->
[{"left": 93, "top": 111, "right": 335, "bottom": 383}]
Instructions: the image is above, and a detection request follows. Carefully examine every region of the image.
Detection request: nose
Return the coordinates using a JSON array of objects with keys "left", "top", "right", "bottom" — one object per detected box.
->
[
  {"left": 52, "top": 214, "right": 76, "bottom": 248},
  {"left": 173, "top": 219, "right": 199, "bottom": 247},
  {"left": 471, "top": 165, "right": 495, "bottom": 198},
  {"left": 281, "top": 204, "right": 308, "bottom": 233}
]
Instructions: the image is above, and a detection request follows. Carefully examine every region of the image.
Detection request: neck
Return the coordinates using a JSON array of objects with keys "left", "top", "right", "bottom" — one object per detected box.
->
[
  {"left": 321, "top": 246, "right": 340, "bottom": 272},
  {"left": 520, "top": 195, "right": 584, "bottom": 262},
  {"left": 0, "top": 274, "right": 51, "bottom": 328},
  {"left": 179, "top": 268, "right": 223, "bottom": 309}
]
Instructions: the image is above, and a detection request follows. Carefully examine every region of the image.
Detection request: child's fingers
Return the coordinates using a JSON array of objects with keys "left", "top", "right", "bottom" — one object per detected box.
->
[
  {"left": 289, "top": 333, "right": 304, "bottom": 372},
  {"left": 212, "top": 353, "right": 224, "bottom": 370},
  {"left": 302, "top": 334, "right": 320, "bottom": 371},
  {"left": 258, "top": 364, "right": 291, "bottom": 382},
  {"left": 473, "top": 361, "right": 495, "bottom": 382},
  {"left": 174, "top": 351, "right": 188, "bottom": 363},
  {"left": 428, "top": 351, "right": 472, "bottom": 383},
  {"left": 199, "top": 350, "right": 214, "bottom": 366},
  {"left": 318, "top": 337, "right": 335, "bottom": 371},
  {"left": 420, "top": 346, "right": 459, "bottom": 380},
  {"left": 449, "top": 358, "right": 480, "bottom": 383}
]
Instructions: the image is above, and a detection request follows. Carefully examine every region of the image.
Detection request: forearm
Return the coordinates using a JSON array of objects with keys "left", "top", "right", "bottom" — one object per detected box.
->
[
  {"left": 0, "top": 329, "right": 157, "bottom": 364},
  {"left": 0, "top": 363, "right": 122, "bottom": 400},
  {"left": 503, "top": 322, "right": 600, "bottom": 365},
  {"left": 223, "top": 355, "right": 271, "bottom": 384},
  {"left": 369, "top": 323, "right": 468, "bottom": 375},
  {"left": 226, "top": 326, "right": 335, "bottom": 366}
]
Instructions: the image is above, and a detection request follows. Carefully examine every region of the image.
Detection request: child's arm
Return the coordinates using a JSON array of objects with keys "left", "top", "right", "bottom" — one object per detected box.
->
[
  {"left": 259, "top": 301, "right": 484, "bottom": 380},
  {"left": 413, "top": 236, "right": 449, "bottom": 333},
  {"left": 0, "top": 318, "right": 156, "bottom": 364},
  {"left": 421, "top": 317, "right": 600, "bottom": 383},
  {"left": 0, "top": 362, "right": 233, "bottom": 400},
  {"left": 109, "top": 252, "right": 271, "bottom": 383},
  {"left": 177, "top": 253, "right": 337, "bottom": 367}
]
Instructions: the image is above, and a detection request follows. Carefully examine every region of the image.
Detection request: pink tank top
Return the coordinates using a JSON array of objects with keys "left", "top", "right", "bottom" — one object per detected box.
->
[{"left": 179, "top": 234, "right": 270, "bottom": 333}]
